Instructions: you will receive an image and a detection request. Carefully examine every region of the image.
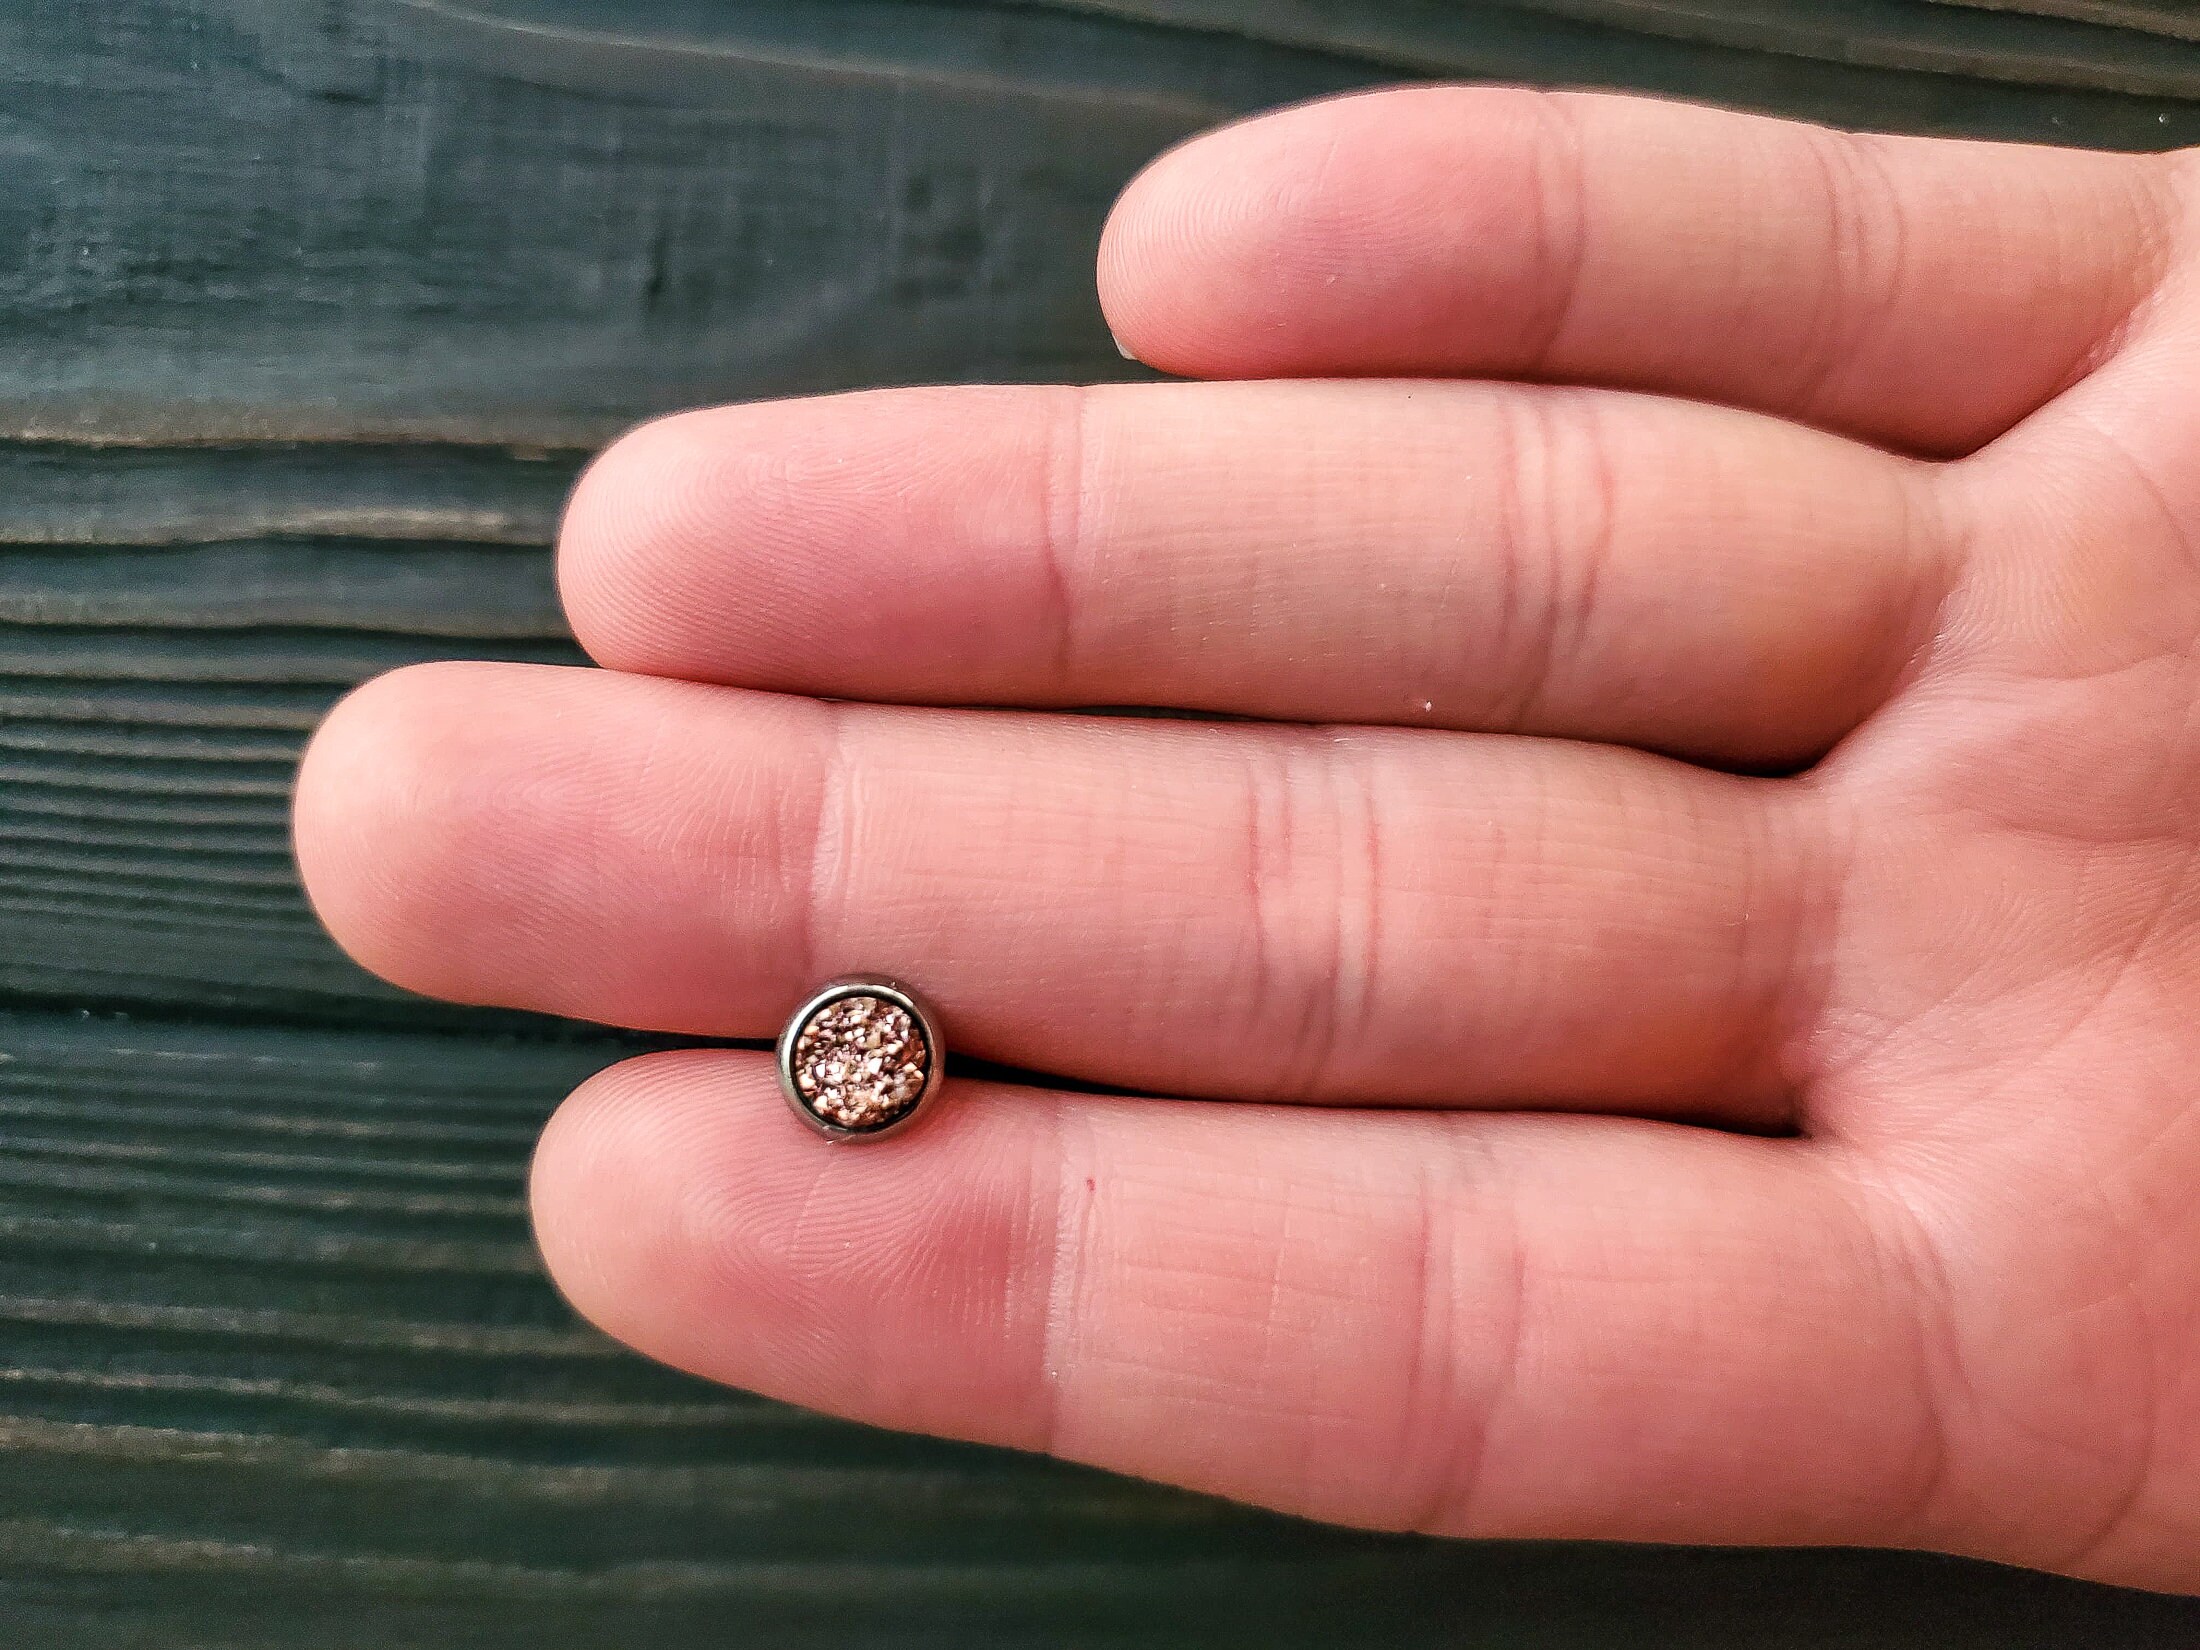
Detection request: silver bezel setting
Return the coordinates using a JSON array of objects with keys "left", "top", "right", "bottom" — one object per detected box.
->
[{"left": 774, "top": 976, "right": 946, "bottom": 1143}]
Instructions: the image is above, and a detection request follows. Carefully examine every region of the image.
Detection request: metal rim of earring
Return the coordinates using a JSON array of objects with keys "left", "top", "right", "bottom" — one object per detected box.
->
[{"left": 775, "top": 976, "right": 946, "bottom": 1143}]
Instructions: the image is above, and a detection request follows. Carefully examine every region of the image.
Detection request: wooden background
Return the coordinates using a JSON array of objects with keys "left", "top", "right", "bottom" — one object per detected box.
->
[{"left": 3, "top": 2, "right": 2199, "bottom": 1643}]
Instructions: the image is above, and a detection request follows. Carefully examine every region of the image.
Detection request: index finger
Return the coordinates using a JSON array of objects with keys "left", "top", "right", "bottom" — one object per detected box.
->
[{"left": 532, "top": 1051, "right": 1937, "bottom": 1553}]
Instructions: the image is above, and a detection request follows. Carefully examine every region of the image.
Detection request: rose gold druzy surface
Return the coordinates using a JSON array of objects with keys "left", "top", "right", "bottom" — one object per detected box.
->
[{"left": 790, "top": 994, "right": 931, "bottom": 1130}]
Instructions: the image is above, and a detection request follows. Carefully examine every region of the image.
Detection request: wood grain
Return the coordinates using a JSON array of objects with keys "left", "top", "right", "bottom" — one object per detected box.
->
[
  {"left": 5, "top": 1, "right": 2200, "bottom": 1642},
  {"left": 1032, "top": 0, "right": 2200, "bottom": 97},
  {"left": 1928, "top": 2, "right": 2200, "bottom": 47}
]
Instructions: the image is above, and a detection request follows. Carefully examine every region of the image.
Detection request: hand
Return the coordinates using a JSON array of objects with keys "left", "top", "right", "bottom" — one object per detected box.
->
[{"left": 292, "top": 87, "right": 2200, "bottom": 1590}]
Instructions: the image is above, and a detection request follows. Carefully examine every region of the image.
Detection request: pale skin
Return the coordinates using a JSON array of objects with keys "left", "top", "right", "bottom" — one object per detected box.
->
[{"left": 291, "top": 88, "right": 2200, "bottom": 1591}]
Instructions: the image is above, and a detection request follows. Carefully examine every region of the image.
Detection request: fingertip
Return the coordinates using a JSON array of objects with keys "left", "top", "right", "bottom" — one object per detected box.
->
[
  {"left": 528, "top": 1050, "right": 741, "bottom": 1364},
  {"left": 525, "top": 1056, "right": 633, "bottom": 1341},
  {"left": 1095, "top": 109, "right": 1302, "bottom": 377},
  {"left": 525, "top": 1052, "right": 1060, "bottom": 1439},
  {"left": 293, "top": 660, "right": 519, "bottom": 1001},
  {"left": 557, "top": 409, "right": 731, "bottom": 675},
  {"left": 1098, "top": 85, "right": 1550, "bottom": 379},
  {"left": 1093, "top": 156, "right": 1176, "bottom": 370},
  {"left": 558, "top": 388, "right": 1073, "bottom": 696}
]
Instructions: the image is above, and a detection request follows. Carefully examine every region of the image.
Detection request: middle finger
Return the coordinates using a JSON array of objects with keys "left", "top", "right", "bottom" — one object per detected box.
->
[{"left": 295, "top": 663, "right": 1818, "bottom": 1125}]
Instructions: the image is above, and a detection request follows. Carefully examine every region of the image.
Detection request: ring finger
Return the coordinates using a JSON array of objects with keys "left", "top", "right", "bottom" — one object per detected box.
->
[{"left": 560, "top": 380, "right": 1945, "bottom": 771}]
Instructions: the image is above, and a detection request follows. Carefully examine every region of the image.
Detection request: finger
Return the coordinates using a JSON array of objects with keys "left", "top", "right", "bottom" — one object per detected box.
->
[
  {"left": 1098, "top": 87, "right": 2182, "bottom": 456},
  {"left": 1941, "top": 182, "right": 2200, "bottom": 677},
  {"left": 530, "top": 1053, "right": 1936, "bottom": 1551},
  {"left": 561, "top": 381, "right": 1941, "bottom": 769},
  {"left": 294, "top": 663, "right": 1812, "bottom": 1123}
]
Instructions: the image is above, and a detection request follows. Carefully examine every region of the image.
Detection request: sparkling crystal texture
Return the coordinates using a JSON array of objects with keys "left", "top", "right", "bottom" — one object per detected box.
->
[{"left": 790, "top": 993, "right": 931, "bottom": 1130}]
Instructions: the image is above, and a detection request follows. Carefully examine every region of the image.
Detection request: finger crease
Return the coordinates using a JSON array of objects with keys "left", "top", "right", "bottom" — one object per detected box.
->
[
  {"left": 1520, "top": 91, "right": 1594, "bottom": 372},
  {"left": 1790, "top": 128, "right": 1909, "bottom": 428},
  {"left": 1035, "top": 1090, "right": 1093, "bottom": 1461},
  {"left": 1412, "top": 1124, "right": 1526, "bottom": 1536},
  {"left": 1038, "top": 384, "right": 1090, "bottom": 686}
]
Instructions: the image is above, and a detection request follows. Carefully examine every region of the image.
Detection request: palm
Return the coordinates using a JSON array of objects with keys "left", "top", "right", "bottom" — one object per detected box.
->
[
  {"left": 293, "top": 89, "right": 2200, "bottom": 1589},
  {"left": 1807, "top": 336, "right": 2200, "bottom": 1578}
]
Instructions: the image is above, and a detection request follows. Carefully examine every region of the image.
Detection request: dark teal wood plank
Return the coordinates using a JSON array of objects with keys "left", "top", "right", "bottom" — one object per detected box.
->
[
  {"left": 0, "top": 441, "right": 578, "bottom": 548},
  {"left": 1025, "top": 0, "right": 2200, "bottom": 97},
  {"left": 1925, "top": 2, "right": 2200, "bottom": 46}
]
